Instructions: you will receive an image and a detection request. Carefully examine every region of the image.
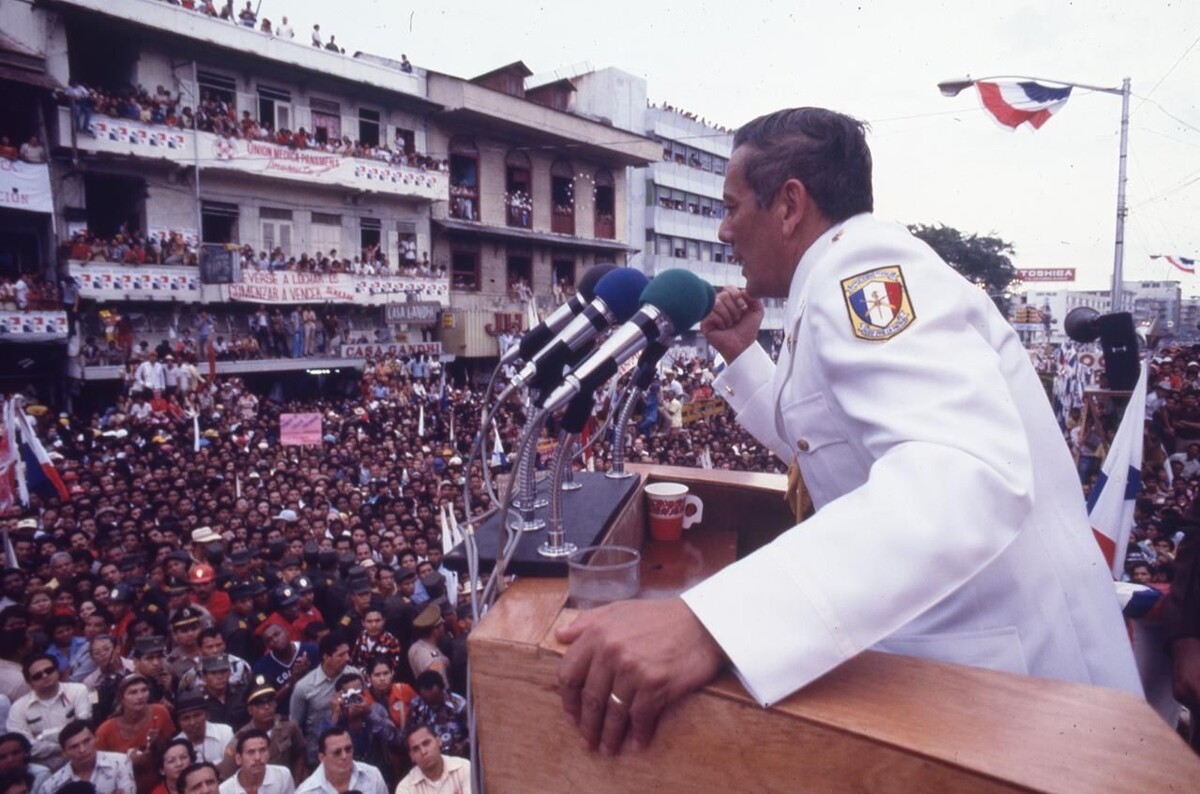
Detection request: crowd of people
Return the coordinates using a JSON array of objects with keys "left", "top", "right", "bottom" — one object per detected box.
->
[
  {"left": 0, "top": 336, "right": 784, "bottom": 791},
  {"left": 0, "top": 275, "right": 64, "bottom": 313},
  {"left": 0, "top": 137, "right": 46, "bottom": 164},
  {"left": 61, "top": 232, "right": 199, "bottom": 269}
]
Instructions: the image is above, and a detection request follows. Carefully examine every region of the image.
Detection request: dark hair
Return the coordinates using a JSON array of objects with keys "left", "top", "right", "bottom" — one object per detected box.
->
[
  {"left": 58, "top": 719, "right": 92, "bottom": 749},
  {"left": 414, "top": 670, "right": 444, "bottom": 692},
  {"left": 304, "top": 621, "right": 327, "bottom": 641},
  {"left": 334, "top": 671, "right": 363, "bottom": 690},
  {"left": 366, "top": 655, "right": 392, "bottom": 675},
  {"left": 405, "top": 723, "right": 436, "bottom": 750},
  {"left": 198, "top": 626, "right": 222, "bottom": 643},
  {"left": 0, "top": 770, "right": 33, "bottom": 794},
  {"left": 178, "top": 762, "right": 218, "bottom": 792},
  {"left": 46, "top": 614, "right": 77, "bottom": 635},
  {"left": 22, "top": 654, "right": 58, "bottom": 682},
  {"left": 157, "top": 738, "right": 195, "bottom": 773},
  {"left": 317, "top": 726, "right": 350, "bottom": 755},
  {"left": 318, "top": 631, "right": 349, "bottom": 659},
  {"left": 235, "top": 729, "right": 270, "bottom": 755},
  {"left": 732, "top": 107, "right": 873, "bottom": 222},
  {"left": 0, "top": 734, "right": 30, "bottom": 754}
]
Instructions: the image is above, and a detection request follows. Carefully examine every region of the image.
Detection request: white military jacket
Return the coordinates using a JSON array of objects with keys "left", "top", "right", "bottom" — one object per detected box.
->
[{"left": 683, "top": 213, "right": 1143, "bottom": 707}]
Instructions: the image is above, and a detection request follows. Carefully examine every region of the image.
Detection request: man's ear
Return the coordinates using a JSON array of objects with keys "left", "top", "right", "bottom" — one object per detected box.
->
[{"left": 777, "top": 178, "right": 809, "bottom": 237}]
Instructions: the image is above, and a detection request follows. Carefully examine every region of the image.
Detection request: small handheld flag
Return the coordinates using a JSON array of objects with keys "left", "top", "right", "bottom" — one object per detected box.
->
[{"left": 976, "top": 80, "right": 1073, "bottom": 131}]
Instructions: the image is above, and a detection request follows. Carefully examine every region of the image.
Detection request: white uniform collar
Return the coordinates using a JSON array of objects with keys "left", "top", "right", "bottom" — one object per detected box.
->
[{"left": 787, "top": 212, "right": 874, "bottom": 306}]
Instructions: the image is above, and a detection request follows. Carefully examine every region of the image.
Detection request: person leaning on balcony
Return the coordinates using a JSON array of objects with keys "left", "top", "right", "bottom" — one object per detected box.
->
[{"left": 18, "top": 137, "right": 45, "bottom": 164}]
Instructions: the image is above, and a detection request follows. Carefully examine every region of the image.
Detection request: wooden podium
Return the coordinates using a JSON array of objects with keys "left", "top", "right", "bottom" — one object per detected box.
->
[{"left": 469, "top": 465, "right": 1200, "bottom": 792}]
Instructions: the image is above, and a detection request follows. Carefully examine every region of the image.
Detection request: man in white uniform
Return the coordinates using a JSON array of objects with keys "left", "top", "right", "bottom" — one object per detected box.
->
[{"left": 556, "top": 106, "right": 1143, "bottom": 755}]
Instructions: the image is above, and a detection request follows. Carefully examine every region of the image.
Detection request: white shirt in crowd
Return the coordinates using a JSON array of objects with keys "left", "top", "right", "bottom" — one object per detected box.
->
[
  {"left": 219, "top": 764, "right": 296, "bottom": 794},
  {"left": 176, "top": 720, "right": 235, "bottom": 764},
  {"left": 394, "top": 755, "right": 472, "bottom": 794},
  {"left": 295, "top": 761, "right": 386, "bottom": 794},
  {"left": 6, "top": 681, "right": 92, "bottom": 770},
  {"left": 42, "top": 750, "right": 135, "bottom": 794}
]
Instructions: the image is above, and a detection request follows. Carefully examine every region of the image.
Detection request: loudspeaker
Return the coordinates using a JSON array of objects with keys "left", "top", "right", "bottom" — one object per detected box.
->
[{"left": 1064, "top": 308, "right": 1139, "bottom": 390}]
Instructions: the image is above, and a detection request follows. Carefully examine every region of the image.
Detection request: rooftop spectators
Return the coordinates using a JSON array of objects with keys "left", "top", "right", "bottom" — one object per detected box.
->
[{"left": 60, "top": 230, "right": 199, "bottom": 268}]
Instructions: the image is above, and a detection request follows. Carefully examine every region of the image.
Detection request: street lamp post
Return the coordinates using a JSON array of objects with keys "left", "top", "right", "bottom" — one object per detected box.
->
[{"left": 938, "top": 75, "right": 1132, "bottom": 313}]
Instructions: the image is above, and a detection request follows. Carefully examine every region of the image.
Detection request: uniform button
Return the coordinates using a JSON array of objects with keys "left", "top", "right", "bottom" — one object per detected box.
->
[{"left": 796, "top": 438, "right": 810, "bottom": 452}]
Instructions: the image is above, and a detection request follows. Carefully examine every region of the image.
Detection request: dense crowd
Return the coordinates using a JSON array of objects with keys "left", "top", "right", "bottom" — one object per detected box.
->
[
  {"left": 0, "top": 341, "right": 783, "bottom": 792},
  {"left": 61, "top": 232, "right": 199, "bottom": 269},
  {"left": 0, "top": 137, "right": 46, "bottom": 164}
]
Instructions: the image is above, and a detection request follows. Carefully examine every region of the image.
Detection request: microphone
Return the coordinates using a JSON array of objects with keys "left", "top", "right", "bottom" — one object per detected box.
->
[
  {"left": 541, "top": 270, "right": 716, "bottom": 413},
  {"left": 503, "top": 268, "right": 648, "bottom": 395},
  {"left": 501, "top": 264, "right": 616, "bottom": 366}
]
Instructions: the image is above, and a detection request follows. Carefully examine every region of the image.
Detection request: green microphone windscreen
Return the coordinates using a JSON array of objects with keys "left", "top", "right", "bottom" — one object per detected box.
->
[{"left": 640, "top": 269, "right": 716, "bottom": 330}]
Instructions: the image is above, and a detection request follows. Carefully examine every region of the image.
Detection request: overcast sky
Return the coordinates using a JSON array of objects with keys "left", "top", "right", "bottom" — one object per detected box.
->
[{"left": 282, "top": 0, "right": 1198, "bottom": 294}]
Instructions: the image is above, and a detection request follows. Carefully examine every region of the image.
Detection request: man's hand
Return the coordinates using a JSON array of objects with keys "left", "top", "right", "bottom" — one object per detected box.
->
[
  {"left": 1172, "top": 637, "right": 1200, "bottom": 710},
  {"left": 700, "top": 288, "right": 764, "bottom": 364},
  {"left": 556, "top": 598, "right": 725, "bottom": 755}
]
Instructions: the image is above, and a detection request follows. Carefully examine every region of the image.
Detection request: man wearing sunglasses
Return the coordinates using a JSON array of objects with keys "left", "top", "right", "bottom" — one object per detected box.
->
[
  {"left": 5, "top": 654, "right": 92, "bottom": 771},
  {"left": 295, "top": 728, "right": 386, "bottom": 794}
]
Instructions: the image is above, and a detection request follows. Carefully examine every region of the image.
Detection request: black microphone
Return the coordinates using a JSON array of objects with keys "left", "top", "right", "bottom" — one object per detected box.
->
[
  {"left": 501, "top": 264, "right": 616, "bottom": 366},
  {"left": 541, "top": 270, "right": 715, "bottom": 413}
]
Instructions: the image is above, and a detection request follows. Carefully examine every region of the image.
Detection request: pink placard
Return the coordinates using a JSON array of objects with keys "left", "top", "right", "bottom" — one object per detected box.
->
[{"left": 280, "top": 412, "right": 323, "bottom": 446}]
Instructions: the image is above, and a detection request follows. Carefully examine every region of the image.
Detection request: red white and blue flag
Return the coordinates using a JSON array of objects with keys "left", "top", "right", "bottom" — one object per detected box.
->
[
  {"left": 976, "top": 80, "right": 1073, "bottom": 131},
  {"left": 1085, "top": 359, "right": 1146, "bottom": 577},
  {"left": 2, "top": 397, "right": 69, "bottom": 506},
  {"left": 1151, "top": 254, "right": 1195, "bottom": 275}
]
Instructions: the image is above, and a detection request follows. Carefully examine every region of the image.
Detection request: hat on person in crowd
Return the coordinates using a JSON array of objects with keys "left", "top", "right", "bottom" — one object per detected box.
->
[
  {"left": 170, "top": 607, "right": 202, "bottom": 630},
  {"left": 230, "top": 581, "right": 264, "bottom": 601},
  {"left": 293, "top": 575, "right": 315, "bottom": 594},
  {"left": 273, "top": 509, "right": 298, "bottom": 523},
  {"left": 281, "top": 556, "right": 302, "bottom": 571},
  {"left": 246, "top": 675, "right": 277, "bottom": 705},
  {"left": 201, "top": 654, "right": 231, "bottom": 674},
  {"left": 167, "top": 550, "right": 192, "bottom": 565},
  {"left": 190, "top": 564, "right": 216, "bottom": 585},
  {"left": 397, "top": 568, "right": 417, "bottom": 583},
  {"left": 348, "top": 576, "right": 372, "bottom": 595},
  {"left": 110, "top": 582, "right": 137, "bottom": 603},
  {"left": 421, "top": 571, "right": 445, "bottom": 592},
  {"left": 131, "top": 636, "right": 167, "bottom": 658},
  {"left": 118, "top": 555, "right": 141, "bottom": 572},
  {"left": 273, "top": 585, "right": 300, "bottom": 608},
  {"left": 229, "top": 549, "right": 254, "bottom": 566},
  {"left": 165, "top": 578, "right": 190, "bottom": 597},
  {"left": 412, "top": 602, "right": 443, "bottom": 630},
  {"left": 175, "top": 690, "right": 209, "bottom": 715},
  {"left": 192, "top": 527, "right": 221, "bottom": 544},
  {"left": 16, "top": 518, "right": 37, "bottom": 530}
]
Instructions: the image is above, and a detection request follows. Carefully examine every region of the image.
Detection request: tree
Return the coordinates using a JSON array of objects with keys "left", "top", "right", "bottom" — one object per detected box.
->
[{"left": 907, "top": 224, "right": 1018, "bottom": 315}]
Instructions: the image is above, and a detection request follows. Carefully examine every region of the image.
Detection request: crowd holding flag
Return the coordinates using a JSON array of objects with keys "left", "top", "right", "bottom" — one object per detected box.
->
[
  {"left": 2, "top": 396, "right": 69, "bottom": 508},
  {"left": 975, "top": 80, "right": 1073, "bottom": 131},
  {"left": 1085, "top": 358, "right": 1147, "bottom": 577}
]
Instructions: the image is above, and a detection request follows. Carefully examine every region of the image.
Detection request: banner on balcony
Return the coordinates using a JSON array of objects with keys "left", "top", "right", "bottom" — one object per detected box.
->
[
  {"left": 340, "top": 341, "right": 443, "bottom": 359},
  {"left": 0, "top": 160, "right": 52, "bottom": 215},
  {"left": 0, "top": 312, "right": 68, "bottom": 341},
  {"left": 69, "top": 264, "right": 201, "bottom": 300},
  {"left": 225, "top": 271, "right": 449, "bottom": 305}
]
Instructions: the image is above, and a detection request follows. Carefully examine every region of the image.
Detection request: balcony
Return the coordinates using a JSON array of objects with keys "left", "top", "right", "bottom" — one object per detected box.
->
[
  {"left": 57, "top": 107, "right": 447, "bottom": 201},
  {"left": 594, "top": 213, "right": 615, "bottom": 240},
  {"left": 551, "top": 207, "right": 575, "bottom": 236},
  {"left": 0, "top": 311, "right": 69, "bottom": 342},
  {"left": 646, "top": 205, "right": 722, "bottom": 242},
  {"left": 68, "top": 261, "right": 450, "bottom": 306},
  {"left": 651, "top": 160, "right": 725, "bottom": 200},
  {"left": 46, "top": 0, "right": 428, "bottom": 101}
]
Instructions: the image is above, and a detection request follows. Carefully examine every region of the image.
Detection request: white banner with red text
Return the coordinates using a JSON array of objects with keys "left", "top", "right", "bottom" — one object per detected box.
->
[{"left": 0, "top": 160, "right": 52, "bottom": 215}]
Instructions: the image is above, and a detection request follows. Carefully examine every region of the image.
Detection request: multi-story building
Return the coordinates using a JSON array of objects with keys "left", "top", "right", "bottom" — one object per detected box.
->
[
  {"left": 1123, "top": 280, "right": 1181, "bottom": 336},
  {"left": 426, "top": 62, "right": 659, "bottom": 364}
]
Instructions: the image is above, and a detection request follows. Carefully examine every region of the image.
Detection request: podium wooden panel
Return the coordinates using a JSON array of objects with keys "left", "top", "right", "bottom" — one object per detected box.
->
[{"left": 470, "top": 466, "right": 1200, "bottom": 792}]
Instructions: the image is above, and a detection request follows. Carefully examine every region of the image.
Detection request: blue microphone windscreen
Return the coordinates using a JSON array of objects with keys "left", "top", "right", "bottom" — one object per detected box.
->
[
  {"left": 640, "top": 270, "right": 715, "bottom": 330},
  {"left": 576, "top": 264, "right": 616, "bottom": 302},
  {"left": 593, "top": 268, "right": 649, "bottom": 323}
]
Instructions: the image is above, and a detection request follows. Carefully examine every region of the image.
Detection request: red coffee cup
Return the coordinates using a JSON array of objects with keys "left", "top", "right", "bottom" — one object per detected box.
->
[{"left": 645, "top": 482, "right": 703, "bottom": 542}]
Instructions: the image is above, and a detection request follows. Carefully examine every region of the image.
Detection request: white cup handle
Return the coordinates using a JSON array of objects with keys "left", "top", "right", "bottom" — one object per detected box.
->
[{"left": 682, "top": 495, "right": 703, "bottom": 529}]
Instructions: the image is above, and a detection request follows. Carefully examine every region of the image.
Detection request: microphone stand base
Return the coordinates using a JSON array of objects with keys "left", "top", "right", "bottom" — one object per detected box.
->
[
  {"left": 508, "top": 517, "right": 546, "bottom": 532},
  {"left": 536, "top": 541, "right": 578, "bottom": 558},
  {"left": 560, "top": 481, "right": 583, "bottom": 491},
  {"left": 605, "top": 470, "right": 635, "bottom": 480}
]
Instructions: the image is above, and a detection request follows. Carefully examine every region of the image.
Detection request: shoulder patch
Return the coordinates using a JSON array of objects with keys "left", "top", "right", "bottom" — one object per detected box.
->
[{"left": 840, "top": 265, "right": 916, "bottom": 341}]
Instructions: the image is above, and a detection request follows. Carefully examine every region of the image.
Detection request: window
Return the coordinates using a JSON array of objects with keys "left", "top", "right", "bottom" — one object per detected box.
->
[
  {"left": 451, "top": 249, "right": 479, "bottom": 292},
  {"left": 311, "top": 98, "right": 341, "bottom": 145},
  {"left": 552, "top": 259, "right": 576, "bottom": 295},
  {"left": 310, "top": 213, "right": 343, "bottom": 259},
  {"left": 358, "top": 108, "right": 381, "bottom": 147},
  {"left": 505, "top": 150, "right": 532, "bottom": 229},
  {"left": 594, "top": 170, "right": 615, "bottom": 239},
  {"left": 260, "top": 207, "right": 293, "bottom": 256},
  {"left": 507, "top": 253, "right": 532, "bottom": 297},
  {"left": 360, "top": 218, "right": 382, "bottom": 265},
  {"left": 395, "top": 127, "right": 415, "bottom": 155},
  {"left": 550, "top": 160, "right": 574, "bottom": 235},
  {"left": 257, "top": 85, "right": 291, "bottom": 135},
  {"left": 201, "top": 200, "right": 239, "bottom": 244},
  {"left": 449, "top": 138, "right": 479, "bottom": 221},
  {"left": 197, "top": 70, "right": 237, "bottom": 114}
]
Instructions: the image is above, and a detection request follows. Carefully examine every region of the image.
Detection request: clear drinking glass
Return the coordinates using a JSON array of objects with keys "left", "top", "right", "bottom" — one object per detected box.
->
[{"left": 567, "top": 545, "right": 641, "bottom": 609}]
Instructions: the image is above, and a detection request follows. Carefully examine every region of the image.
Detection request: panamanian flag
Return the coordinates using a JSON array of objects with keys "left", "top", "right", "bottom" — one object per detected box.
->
[
  {"left": 1151, "top": 254, "right": 1195, "bottom": 275},
  {"left": 976, "top": 81, "right": 1073, "bottom": 131},
  {"left": 1085, "top": 358, "right": 1147, "bottom": 578}
]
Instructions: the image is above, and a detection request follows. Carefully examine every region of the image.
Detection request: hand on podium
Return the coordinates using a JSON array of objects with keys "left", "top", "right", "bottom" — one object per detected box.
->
[{"left": 556, "top": 597, "right": 725, "bottom": 755}]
